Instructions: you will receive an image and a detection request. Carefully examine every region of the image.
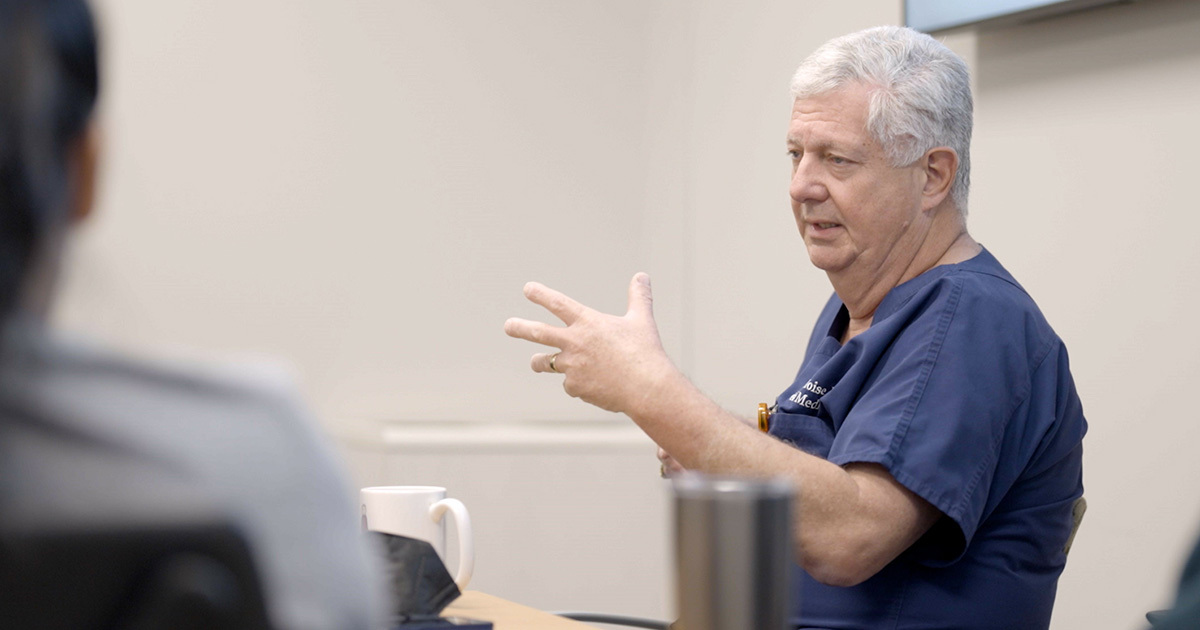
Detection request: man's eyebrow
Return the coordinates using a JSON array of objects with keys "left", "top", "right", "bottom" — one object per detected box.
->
[
  {"left": 786, "top": 136, "right": 834, "bottom": 153},
  {"left": 789, "top": 135, "right": 867, "bottom": 159}
]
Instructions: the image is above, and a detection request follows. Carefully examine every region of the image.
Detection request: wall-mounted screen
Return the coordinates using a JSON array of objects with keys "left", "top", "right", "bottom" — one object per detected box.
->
[{"left": 905, "top": 0, "right": 1132, "bottom": 33}]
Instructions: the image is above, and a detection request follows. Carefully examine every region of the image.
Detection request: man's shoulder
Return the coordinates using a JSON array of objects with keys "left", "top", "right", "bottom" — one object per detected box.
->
[
  {"left": 1, "top": 324, "right": 309, "bottom": 435},
  {"left": 916, "top": 260, "right": 1069, "bottom": 386},
  {"left": 942, "top": 247, "right": 1035, "bottom": 304},
  {"left": 948, "top": 250, "right": 1056, "bottom": 333},
  {"left": 883, "top": 252, "right": 1063, "bottom": 374},
  {"left": 0, "top": 326, "right": 383, "bottom": 630},
  {"left": 50, "top": 328, "right": 292, "bottom": 398}
]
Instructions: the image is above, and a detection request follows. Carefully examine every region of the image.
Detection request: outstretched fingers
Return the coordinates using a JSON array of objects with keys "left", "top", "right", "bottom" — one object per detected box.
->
[
  {"left": 504, "top": 317, "right": 567, "bottom": 349},
  {"left": 530, "top": 352, "right": 562, "bottom": 374},
  {"left": 524, "top": 282, "right": 587, "bottom": 325},
  {"left": 626, "top": 272, "right": 654, "bottom": 319}
]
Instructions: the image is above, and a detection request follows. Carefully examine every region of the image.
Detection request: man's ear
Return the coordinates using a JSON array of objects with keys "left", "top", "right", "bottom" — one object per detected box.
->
[
  {"left": 920, "top": 146, "right": 957, "bottom": 212},
  {"left": 67, "top": 120, "right": 101, "bottom": 225}
]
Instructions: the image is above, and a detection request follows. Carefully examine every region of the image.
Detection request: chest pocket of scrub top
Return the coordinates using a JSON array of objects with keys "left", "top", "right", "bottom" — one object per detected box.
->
[{"left": 769, "top": 411, "right": 835, "bottom": 459}]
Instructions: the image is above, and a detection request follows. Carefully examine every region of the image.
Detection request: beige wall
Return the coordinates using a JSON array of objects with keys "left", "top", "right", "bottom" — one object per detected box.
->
[
  {"left": 58, "top": 0, "right": 1200, "bottom": 627},
  {"left": 67, "top": 0, "right": 657, "bottom": 423}
]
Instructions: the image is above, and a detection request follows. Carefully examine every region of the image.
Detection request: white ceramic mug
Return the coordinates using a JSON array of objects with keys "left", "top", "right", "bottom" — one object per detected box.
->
[{"left": 360, "top": 486, "right": 474, "bottom": 589}]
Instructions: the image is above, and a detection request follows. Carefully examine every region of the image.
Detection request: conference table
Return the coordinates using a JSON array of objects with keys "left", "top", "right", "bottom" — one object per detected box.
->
[{"left": 443, "top": 591, "right": 601, "bottom": 629}]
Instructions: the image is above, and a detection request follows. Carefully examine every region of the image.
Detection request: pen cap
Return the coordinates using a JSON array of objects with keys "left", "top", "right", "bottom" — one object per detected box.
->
[{"left": 673, "top": 473, "right": 794, "bottom": 630}]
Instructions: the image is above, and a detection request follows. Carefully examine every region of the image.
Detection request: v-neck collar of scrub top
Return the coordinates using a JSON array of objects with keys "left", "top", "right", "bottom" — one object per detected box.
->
[{"left": 824, "top": 246, "right": 1023, "bottom": 345}]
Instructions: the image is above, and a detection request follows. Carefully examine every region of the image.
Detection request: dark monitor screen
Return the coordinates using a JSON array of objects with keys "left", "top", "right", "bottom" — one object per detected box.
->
[{"left": 905, "top": 0, "right": 1131, "bottom": 33}]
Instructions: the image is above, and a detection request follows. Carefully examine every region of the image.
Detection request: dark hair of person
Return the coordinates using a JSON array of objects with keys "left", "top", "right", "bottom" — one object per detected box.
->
[{"left": 0, "top": 0, "right": 98, "bottom": 319}]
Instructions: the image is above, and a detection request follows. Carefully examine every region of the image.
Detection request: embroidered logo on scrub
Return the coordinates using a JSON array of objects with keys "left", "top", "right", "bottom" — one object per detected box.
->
[{"left": 788, "top": 379, "right": 827, "bottom": 411}]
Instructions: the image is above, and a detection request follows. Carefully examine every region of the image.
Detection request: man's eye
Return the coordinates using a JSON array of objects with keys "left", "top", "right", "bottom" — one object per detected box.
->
[
  {"left": 829, "top": 155, "right": 848, "bottom": 165},
  {"left": 787, "top": 150, "right": 801, "bottom": 160}
]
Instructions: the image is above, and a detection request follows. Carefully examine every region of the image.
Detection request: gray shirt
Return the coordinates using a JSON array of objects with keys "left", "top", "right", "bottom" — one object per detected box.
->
[{"left": 0, "top": 319, "right": 384, "bottom": 629}]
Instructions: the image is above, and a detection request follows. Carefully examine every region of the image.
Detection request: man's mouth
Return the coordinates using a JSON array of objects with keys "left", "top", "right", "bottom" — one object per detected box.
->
[{"left": 805, "top": 221, "right": 843, "bottom": 240}]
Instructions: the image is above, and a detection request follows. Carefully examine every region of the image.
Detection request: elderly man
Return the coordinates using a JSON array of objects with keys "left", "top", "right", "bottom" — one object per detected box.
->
[{"left": 506, "top": 26, "right": 1085, "bottom": 628}]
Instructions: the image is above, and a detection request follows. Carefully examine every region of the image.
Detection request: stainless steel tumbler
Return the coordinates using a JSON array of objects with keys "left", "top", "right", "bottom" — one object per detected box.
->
[{"left": 673, "top": 474, "right": 794, "bottom": 630}]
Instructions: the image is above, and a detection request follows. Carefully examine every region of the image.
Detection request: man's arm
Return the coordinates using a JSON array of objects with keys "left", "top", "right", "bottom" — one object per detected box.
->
[
  {"left": 634, "top": 368, "right": 938, "bottom": 586},
  {"left": 504, "top": 274, "right": 939, "bottom": 586}
]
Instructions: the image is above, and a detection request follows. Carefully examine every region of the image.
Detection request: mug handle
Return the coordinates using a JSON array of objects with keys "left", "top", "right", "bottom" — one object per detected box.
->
[{"left": 429, "top": 498, "right": 473, "bottom": 590}]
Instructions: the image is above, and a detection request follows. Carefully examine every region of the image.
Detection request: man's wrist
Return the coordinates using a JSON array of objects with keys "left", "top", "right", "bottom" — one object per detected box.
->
[{"left": 625, "top": 357, "right": 687, "bottom": 424}]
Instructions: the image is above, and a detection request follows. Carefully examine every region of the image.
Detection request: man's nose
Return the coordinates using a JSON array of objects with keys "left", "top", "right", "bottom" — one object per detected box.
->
[{"left": 789, "top": 156, "right": 828, "bottom": 206}]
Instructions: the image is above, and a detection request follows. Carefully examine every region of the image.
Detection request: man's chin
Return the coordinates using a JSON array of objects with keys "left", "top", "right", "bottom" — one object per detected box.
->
[{"left": 804, "top": 246, "right": 851, "bottom": 274}]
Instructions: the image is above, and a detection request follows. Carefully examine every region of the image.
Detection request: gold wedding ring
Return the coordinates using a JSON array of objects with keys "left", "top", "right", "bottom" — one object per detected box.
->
[{"left": 548, "top": 352, "right": 560, "bottom": 373}]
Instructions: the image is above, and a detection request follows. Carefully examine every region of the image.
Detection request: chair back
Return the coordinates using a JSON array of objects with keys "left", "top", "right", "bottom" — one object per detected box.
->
[
  {"left": 1064, "top": 496, "right": 1087, "bottom": 556},
  {"left": 0, "top": 520, "right": 272, "bottom": 629}
]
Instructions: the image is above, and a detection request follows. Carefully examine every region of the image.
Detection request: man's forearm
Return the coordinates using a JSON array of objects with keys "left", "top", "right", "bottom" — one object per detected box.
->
[{"left": 627, "top": 368, "right": 937, "bottom": 587}]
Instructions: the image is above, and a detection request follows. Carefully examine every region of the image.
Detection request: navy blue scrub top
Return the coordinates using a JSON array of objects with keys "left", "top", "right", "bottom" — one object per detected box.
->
[{"left": 771, "top": 248, "right": 1086, "bottom": 630}]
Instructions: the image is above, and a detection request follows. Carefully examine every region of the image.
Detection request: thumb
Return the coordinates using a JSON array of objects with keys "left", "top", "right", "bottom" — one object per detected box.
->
[{"left": 627, "top": 272, "right": 654, "bottom": 319}]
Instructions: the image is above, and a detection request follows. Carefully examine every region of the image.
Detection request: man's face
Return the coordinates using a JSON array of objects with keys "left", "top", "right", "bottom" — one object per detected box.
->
[{"left": 788, "top": 83, "right": 928, "bottom": 281}]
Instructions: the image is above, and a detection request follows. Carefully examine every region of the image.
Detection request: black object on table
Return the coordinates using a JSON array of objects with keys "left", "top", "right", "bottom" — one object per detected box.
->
[{"left": 371, "top": 532, "right": 492, "bottom": 630}]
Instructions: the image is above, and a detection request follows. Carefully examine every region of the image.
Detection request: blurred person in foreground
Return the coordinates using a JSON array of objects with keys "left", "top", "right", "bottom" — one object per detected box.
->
[
  {"left": 0, "top": 1, "right": 382, "bottom": 627},
  {"left": 507, "top": 26, "right": 1086, "bottom": 629},
  {"left": 1150, "top": 529, "right": 1200, "bottom": 629}
]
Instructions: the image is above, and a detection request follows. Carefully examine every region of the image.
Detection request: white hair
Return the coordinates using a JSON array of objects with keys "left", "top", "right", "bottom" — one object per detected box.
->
[{"left": 791, "top": 26, "right": 973, "bottom": 214}]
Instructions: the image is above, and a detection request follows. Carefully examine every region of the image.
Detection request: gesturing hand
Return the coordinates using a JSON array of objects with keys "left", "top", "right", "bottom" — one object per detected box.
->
[
  {"left": 658, "top": 447, "right": 686, "bottom": 477},
  {"left": 504, "top": 273, "right": 675, "bottom": 417}
]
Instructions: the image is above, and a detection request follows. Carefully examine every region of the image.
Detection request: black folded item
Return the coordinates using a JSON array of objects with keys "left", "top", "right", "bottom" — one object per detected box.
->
[{"left": 368, "top": 532, "right": 464, "bottom": 625}]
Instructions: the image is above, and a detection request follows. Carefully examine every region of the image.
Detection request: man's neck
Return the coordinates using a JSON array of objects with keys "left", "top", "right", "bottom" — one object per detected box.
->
[{"left": 831, "top": 221, "right": 980, "bottom": 342}]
